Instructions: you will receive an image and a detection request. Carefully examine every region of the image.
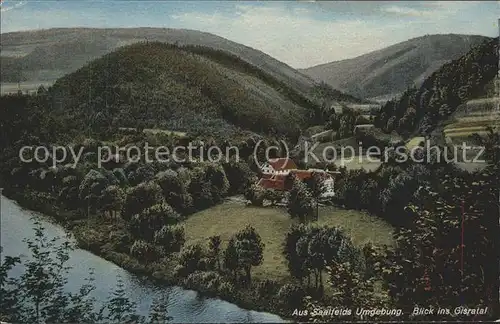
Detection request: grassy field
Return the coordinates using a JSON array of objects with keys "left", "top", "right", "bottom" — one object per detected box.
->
[
  {"left": 444, "top": 100, "right": 499, "bottom": 141},
  {"left": 444, "top": 121, "right": 499, "bottom": 139},
  {"left": 182, "top": 200, "right": 394, "bottom": 282},
  {"left": 452, "top": 116, "right": 500, "bottom": 126},
  {"left": 309, "top": 136, "right": 383, "bottom": 171},
  {"left": 1, "top": 81, "right": 54, "bottom": 95},
  {"left": 118, "top": 127, "right": 187, "bottom": 137},
  {"left": 405, "top": 136, "right": 425, "bottom": 150},
  {"left": 345, "top": 103, "right": 381, "bottom": 112}
]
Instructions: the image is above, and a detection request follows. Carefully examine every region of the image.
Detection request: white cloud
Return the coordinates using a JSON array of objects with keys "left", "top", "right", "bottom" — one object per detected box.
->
[
  {"left": 381, "top": 6, "right": 435, "bottom": 17},
  {"left": 1, "top": 1, "right": 27, "bottom": 13},
  {"left": 171, "top": 6, "right": 406, "bottom": 68},
  {"left": 1, "top": 1, "right": 496, "bottom": 68},
  {"left": 169, "top": 4, "right": 495, "bottom": 68}
]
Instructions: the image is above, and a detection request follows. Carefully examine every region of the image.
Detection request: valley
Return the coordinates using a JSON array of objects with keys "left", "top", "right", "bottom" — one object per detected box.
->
[{"left": 1, "top": 8, "right": 499, "bottom": 324}]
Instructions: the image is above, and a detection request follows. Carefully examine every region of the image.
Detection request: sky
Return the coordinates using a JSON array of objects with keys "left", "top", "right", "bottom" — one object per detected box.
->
[{"left": 1, "top": 1, "right": 499, "bottom": 68}]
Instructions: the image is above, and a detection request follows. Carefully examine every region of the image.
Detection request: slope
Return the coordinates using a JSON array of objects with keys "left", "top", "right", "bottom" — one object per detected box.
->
[
  {"left": 1, "top": 27, "right": 362, "bottom": 106},
  {"left": 301, "top": 34, "right": 490, "bottom": 99},
  {"left": 46, "top": 42, "right": 320, "bottom": 138},
  {"left": 374, "top": 37, "right": 498, "bottom": 136}
]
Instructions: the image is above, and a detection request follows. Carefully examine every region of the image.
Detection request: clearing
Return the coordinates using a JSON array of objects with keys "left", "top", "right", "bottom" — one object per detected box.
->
[
  {"left": 118, "top": 127, "right": 187, "bottom": 137},
  {"left": 182, "top": 200, "right": 394, "bottom": 282},
  {"left": 444, "top": 98, "right": 500, "bottom": 141}
]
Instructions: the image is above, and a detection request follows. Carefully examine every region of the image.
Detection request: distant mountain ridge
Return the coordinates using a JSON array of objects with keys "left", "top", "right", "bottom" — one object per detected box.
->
[
  {"left": 1, "top": 27, "right": 366, "bottom": 108},
  {"left": 301, "top": 34, "right": 491, "bottom": 99},
  {"left": 0, "top": 28, "right": 311, "bottom": 97}
]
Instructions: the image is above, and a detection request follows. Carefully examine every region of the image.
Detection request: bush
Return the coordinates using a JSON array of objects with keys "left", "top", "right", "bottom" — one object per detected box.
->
[
  {"left": 219, "top": 281, "right": 236, "bottom": 300},
  {"left": 129, "top": 239, "right": 157, "bottom": 263},
  {"left": 255, "top": 279, "right": 279, "bottom": 297},
  {"left": 277, "top": 283, "right": 305, "bottom": 311},
  {"left": 244, "top": 184, "right": 265, "bottom": 206},
  {"left": 263, "top": 189, "right": 284, "bottom": 205},
  {"left": 108, "top": 230, "right": 133, "bottom": 253},
  {"left": 184, "top": 271, "right": 226, "bottom": 296},
  {"left": 173, "top": 264, "right": 187, "bottom": 278},
  {"left": 197, "top": 257, "right": 212, "bottom": 271},
  {"left": 153, "top": 225, "right": 185, "bottom": 255},
  {"left": 178, "top": 243, "right": 204, "bottom": 275}
]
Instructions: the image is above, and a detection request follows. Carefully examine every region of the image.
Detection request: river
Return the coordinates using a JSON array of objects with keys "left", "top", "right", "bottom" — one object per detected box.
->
[{"left": 0, "top": 195, "right": 284, "bottom": 323}]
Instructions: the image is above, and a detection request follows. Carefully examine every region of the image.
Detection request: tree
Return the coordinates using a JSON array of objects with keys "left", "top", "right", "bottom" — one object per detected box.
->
[
  {"left": 222, "top": 158, "right": 255, "bottom": 194},
  {"left": 223, "top": 238, "right": 239, "bottom": 281},
  {"left": 100, "top": 185, "right": 125, "bottom": 218},
  {"left": 264, "top": 189, "right": 284, "bottom": 205},
  {"left": 304, "top": 260, "right": 385, "bottom": 322},
  {"left": 276, "top": 283, "right": 305, "bottom": 313},
  {"left": 283, "top": 224, "right": 363, "bottom": 295},
  {"left": 471, "top": 127, "right": 500, "bottom": 165},
  {"left": 283, "top": 224, "right": 310, "bottom": 285},
  {"left": 155, "top": 170, "right": 193, "bottom": 215},
  {"left": 208, "top": 235, "right": 222, "bottom": 271},
  {"left": 304, "top": 172, "right": 326, "bottom": 199},
  {"left": 154, "top": 225, "right": 185, "bottom": 255},
  {"left": 129, "top": 239, "right": 157, "bottom": 263},
  {"left": 130, "top": 202, "right": 180, "bottom": 241},
  {"left": 307, "top": 232, "right": 325, "bottom": 290},
  {"left": 58, "top": 175, "right": 80, "bottom": 208},
  {"left": 0, "top": 223, "right": 171, "bottom": 323},
  {"left": 376, "top": 38, "right": 497, "bottom": 135},
  {"left": 105, "top": 277, "right": 142, "bottom": 323},
  {"left": 188, "top": 167, "right": 214, "bottom": 210},
  {"left": 304, "top": 172, "right": 326, "bottom": 221},
  {"left": 127, "top": 164, "right": 156, "bottom": 186},
  {"left": 79, "top": 169, "right": 110, "bottom": 216},
  {"left": 244, "top": 183, "right": 265, "bottom": 206},
  {"left": 233, "top": 226, "right": 265, "bottom": 285},
  {"left": 112, "top": 168, "right": 129, "bottom": 187},
  {"left": 121, "top": 181, "right": 164, "bottom": 221},
  {"left": 178, "top": 244, "right": 204, "bottom": 275},
  {"left": 204, "top": 163, "right": 230, "bottom": 203},
  {"left": 381, "top": 170, "right": 499, "bottom": 320},
  {"left": 287, "top": 176, "right": 315, "bottom": 223},
  {"left": 148, "top": 293, "right": 173, "bottom": 323}
]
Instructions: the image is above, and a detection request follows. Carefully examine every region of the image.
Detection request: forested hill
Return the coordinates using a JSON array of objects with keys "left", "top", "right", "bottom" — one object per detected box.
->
[
  {"left": 1, "top": 28, "right": 315, "bottom": 95},
  {"left": 301, "top": 34, "right": 489, "bottom": 100},
  {"left": 374, "top": 37, "right": 498, "bottom": 136},
  {"left": 45, "top": 41, "right": 326, "bottom": 138},
  {"left": 1, "top": 28, "right": 364, "bottom": 107}
]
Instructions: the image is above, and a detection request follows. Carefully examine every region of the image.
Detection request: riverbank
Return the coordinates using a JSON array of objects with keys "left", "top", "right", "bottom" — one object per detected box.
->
[
  {"left": 1, "top": 187, "right": 290, "bottom": 321},
  {"left": 0, "top": 194, "right": 286, "bottom": 323}
]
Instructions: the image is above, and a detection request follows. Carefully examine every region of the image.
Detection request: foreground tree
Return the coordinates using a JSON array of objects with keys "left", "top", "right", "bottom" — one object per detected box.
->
[
  {"left": 283, "top": 224, "right": 364, "bottom": 294},
  {"left": 0, "top": 222, "right": 171, "bottom": 323},
  {"left": 381, "top": 168, "right": 499, "bottom": 320}
]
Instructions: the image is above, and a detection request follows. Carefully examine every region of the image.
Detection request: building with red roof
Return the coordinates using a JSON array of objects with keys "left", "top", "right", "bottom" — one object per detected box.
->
[{"left": 258, "top": 159, "right": 339, "bottom": 196}]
